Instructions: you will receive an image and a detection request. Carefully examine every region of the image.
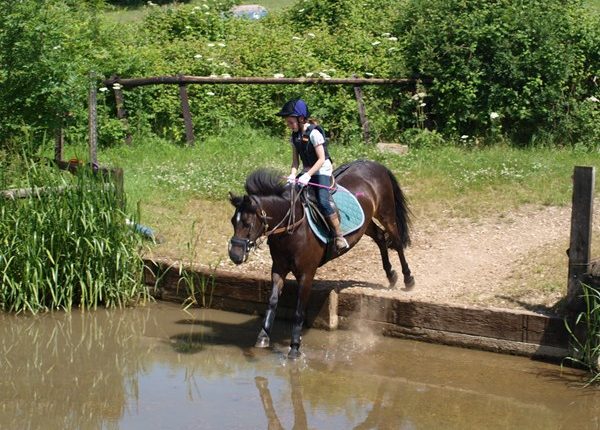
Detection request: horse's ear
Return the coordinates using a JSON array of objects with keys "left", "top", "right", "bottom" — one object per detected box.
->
[
  {"left": 242, "top": 194, "right": 258, "bottom": 210},
  {"left": 229, "top": 192, "right": 243, "bottom": 208}
]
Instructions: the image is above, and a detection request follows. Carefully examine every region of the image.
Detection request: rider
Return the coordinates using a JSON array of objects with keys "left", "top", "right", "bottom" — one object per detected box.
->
[{"left": 276, "top": 98, "right": 349, "bottom": 251}]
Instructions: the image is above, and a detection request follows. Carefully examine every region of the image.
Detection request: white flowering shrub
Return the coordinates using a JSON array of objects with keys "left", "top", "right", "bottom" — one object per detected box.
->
[
  {"left": 116, "top": 0, "right": 413, "bottom": 144},
  {"left": 3, "top": 0, "right": 597, "bottom": 149}
]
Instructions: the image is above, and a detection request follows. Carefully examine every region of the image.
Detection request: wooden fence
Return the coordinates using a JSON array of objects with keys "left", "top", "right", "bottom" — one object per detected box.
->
[
  {"left": 98, "top": 74, "right": 426, "bottom": 147},
  {"left": 1, "top": 159, "right": 124, "bottom": 210},
  {"left": 567, "top": 166, "right": 597, "bottom": 311}
]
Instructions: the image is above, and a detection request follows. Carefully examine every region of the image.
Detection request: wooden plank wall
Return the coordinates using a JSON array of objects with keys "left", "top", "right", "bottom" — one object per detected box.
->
[{"left": 144, "top": 258, "right": 570, "bottom": 360}]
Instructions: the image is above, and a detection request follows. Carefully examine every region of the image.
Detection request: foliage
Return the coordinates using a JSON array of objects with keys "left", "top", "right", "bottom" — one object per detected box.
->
[
  {"left": 98, "top": 0, "right": 411, "bottom": 145},
  {"left": 143, "top": 0, "right": 235, "bottom": 41},
  {"left": 0, "top": 155, "right": 147, "bottom": 313},
  {"left": 0, "top": 1, "right": 102, "bottom": 144},
  {"left": 107, "top": 0, "right": 189, "bottom": 5},
  {"left": 2, "top": 0, "right": 599, "bottom": 149},
  {"left": 395, "top": 0, "right": 600, "bottom": 144},
  {"left": 564, "top": 283, "right": 600, "bottom": 384}
]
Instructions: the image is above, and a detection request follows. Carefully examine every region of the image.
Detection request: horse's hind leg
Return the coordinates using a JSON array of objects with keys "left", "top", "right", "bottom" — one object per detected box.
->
[
  {"left": 374, "top": 211, "right": 415, "bottom": 289},
  {"left": 256, "top": 269, "right": 287, "bottom": 348},
  {"left": 398, "top": 247, "right": 415, "bottom": 289},
  {"left": 366, "top": 222, "right": 398, "bottom": 288}
]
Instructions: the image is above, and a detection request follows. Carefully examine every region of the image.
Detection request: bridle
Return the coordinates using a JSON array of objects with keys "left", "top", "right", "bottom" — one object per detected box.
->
[{"left": 229, "top": 188, "right": 305, "bottom": 262}]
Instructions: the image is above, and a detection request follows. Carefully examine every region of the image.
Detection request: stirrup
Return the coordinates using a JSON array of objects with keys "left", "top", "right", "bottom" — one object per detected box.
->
[{"left": 335, "top": 235, "right": 349, "bottom": 250}]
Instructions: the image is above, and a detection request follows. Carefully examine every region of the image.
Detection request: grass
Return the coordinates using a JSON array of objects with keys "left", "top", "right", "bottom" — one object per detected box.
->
[
  {"left": 380, "top": 144, "right": 598, "bottom": 220},
  {"left": 564, "top": 283, "right": 600, "bottom": 384},
  {"left": 0, "top": 157, "right": 148, "bottom": 313},
  {"left": 587, "top": 0, "right": 600, "bottom": 13},
  {"left": 59, "top": 124, "right": 599, "bottom": 268}
]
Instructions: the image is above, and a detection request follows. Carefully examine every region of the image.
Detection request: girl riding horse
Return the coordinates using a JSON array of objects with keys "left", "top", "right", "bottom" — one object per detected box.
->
[
  {"left": 229, "top": 159, "right": 415, "bottom": 359},
  {"left": 276, "top": 99, "right": 349, "bottom": 251}
]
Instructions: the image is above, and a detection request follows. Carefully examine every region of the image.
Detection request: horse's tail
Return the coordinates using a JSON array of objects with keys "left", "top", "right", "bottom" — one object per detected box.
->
[{"left": 386, "top": 167, "right": 412, "bottom": 249}]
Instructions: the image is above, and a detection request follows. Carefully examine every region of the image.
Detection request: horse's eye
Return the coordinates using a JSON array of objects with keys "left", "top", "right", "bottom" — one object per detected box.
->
[{"left": 241, "top": 213, "right": 253, "bottom": 228}]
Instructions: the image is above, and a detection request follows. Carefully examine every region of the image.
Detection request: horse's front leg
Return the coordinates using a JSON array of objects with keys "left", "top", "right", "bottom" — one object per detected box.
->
[
  {"left": 256, "top": 270, "right": 287, "bottom": 348},
  {"left": 288, "top": 272, "right": 314, "bottom": 360}
]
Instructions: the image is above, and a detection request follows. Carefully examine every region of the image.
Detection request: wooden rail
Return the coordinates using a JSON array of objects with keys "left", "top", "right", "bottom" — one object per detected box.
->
[
  {"left": 1, "top": 161, "right": 124, "bottom": 209},
  {"left": 102, "top": 75, "right": 424, "bottom": 88}
]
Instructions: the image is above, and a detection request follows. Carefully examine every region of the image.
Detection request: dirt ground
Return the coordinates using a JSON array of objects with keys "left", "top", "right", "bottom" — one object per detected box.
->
[{"left": 148, "top": 199, "right": 599, "bottom": 316}]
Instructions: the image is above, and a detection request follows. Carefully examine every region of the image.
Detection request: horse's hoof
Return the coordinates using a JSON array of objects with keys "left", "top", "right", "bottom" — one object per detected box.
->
[
  {"left": 388, "top": 270, "right": 398, "bottom": 288},
  {"left": 255, "top": 336, "right": 270, "bottom": 348},
  {"left": 255, "top": 376, "right": 268, "bottom": 389},
  {"left": 404, "top": 275, "right": 415, "bottom": 290},
  {"left": 288, "top": 347, "right": 302, "bottom": 360}
]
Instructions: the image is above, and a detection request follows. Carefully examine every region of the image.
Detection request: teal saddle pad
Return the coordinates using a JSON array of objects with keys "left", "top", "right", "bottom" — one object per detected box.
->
[{"left": 305, "top": 185, "right": 365, "bottom": 244}]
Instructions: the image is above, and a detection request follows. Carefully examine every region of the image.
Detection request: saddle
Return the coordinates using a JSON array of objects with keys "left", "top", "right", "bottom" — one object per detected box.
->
[{"left": 301, "top": 182, "right": 364, "bottom": 245}]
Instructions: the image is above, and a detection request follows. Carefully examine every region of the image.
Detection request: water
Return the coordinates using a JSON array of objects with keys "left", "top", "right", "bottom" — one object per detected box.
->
[{"left": 0, "top": 302, "right": 599, "bottom": 430}]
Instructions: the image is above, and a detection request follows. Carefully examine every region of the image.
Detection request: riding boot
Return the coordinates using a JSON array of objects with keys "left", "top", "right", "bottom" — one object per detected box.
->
[{"left": 326, "top": 213, "right": 349, "bottom": 251}]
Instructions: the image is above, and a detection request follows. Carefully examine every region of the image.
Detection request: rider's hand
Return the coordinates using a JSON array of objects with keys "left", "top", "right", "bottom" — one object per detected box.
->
[
  {"left": 298, "top": 173, "right": 311, "bottom": 187},
  {"left": 287, "top": 173, "right": 296, "bottom": 184}
]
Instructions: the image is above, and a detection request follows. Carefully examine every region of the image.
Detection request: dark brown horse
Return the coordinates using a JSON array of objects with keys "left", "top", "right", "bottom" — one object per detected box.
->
[{"left": 228, "top": 160, "right": 414, "bottom": 359}]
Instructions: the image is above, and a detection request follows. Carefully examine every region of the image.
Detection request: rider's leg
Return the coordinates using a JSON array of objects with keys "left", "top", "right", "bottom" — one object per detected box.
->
[{"left": 313, "top": 175, "right": 349, "bottom": 251}]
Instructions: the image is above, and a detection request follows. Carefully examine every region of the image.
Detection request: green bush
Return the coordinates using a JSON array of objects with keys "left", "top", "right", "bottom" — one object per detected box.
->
[
  {"left": 395, "top": 0, "right": 600, "bottom": 144},
  {"left": 103, "top": 0, "right": 413, "bottom": 144},
  {"left": 0, "top": 1, "right": 96, "bottom": 145},
  {"left": 3, "top": 0, "right": 598, "bottom": 149},
  {"left": 143, "top": 0, "right": 235, "bottom": 41}
]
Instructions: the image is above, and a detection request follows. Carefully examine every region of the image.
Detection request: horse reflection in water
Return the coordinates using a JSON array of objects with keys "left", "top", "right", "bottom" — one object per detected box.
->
[
  {"left": 255, "top": 370, "right": 306, "bottom": 430},
  {"left": 255, "top": 369, "right": 413, "bottom": 430},
  {"left": 228, "top": 160, "right": 414, "bottom": 359}
]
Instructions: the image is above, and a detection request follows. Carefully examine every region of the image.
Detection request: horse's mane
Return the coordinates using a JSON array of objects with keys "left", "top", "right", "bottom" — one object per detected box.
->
[{"left": 245, "top": 168, "right": 288, "bottom": 197}]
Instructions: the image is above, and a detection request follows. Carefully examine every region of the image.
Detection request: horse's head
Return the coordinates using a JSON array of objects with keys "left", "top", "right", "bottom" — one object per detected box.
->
[{"left": 228, "top": 193, "right": 268, "bottom": 265}]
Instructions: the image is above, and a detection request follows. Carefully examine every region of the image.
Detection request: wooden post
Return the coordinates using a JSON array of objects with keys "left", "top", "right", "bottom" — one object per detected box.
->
[
  {"left": 88, "top": 72, "right": 98, "bottom": 167},
  {"left": 113, "top": 79, "right": 132, "bottom": 145},
  {"left": 111, "top": 167, "right": 125, "bottom": 210},
  {"left": 54, "top": 127, "right": 64, "bottom": 162},
  {"left": 567, "top": 166, "right": 596, "bottom": 310},
  {"left": 178, "top": 82, "right": 195, "bottom": 145},
  {"left": 353, "top": 83, "right": 370, "bottom": 144}
]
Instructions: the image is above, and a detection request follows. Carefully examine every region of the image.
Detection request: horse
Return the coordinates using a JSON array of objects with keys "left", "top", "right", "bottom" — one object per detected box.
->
[{"left": 228, "top": 160, "right": 414, "bottom": 359}]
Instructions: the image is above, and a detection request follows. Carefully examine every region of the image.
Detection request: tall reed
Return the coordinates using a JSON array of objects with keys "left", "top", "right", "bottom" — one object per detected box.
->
[
  {"left": 0, "top": 158, "right": 146, "bottom": 313},
  {"left": 564, "top": 283, "right": 600, "bottom": 384}
]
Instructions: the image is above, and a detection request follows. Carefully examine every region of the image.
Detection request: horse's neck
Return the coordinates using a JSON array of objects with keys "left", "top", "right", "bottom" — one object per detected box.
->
[{"left": 260, "top": 195, "right": 301, "bottom": 224}]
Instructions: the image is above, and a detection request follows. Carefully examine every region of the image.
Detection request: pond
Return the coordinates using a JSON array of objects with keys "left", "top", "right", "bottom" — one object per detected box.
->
[{"left": 0, "top": 302, "right": 598, "bottom": 429}]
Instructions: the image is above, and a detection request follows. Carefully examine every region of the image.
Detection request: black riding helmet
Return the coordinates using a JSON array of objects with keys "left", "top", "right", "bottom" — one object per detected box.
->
[{"left": 275, "top": 99, "right": 310, "bottom": 118}]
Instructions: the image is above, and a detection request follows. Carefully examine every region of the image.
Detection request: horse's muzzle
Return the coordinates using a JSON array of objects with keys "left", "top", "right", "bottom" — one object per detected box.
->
[{"left": 228, "top": 237, "right": 254, "bottom": 265}]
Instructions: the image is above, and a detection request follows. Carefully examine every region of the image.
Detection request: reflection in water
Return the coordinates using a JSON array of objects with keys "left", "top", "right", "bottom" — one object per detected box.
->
[
  {"left": 1, "top": 303, "right": 600, "bottom": 430},
  {"left": 255, "top": 368, "right": 307, "bottom": 430},
  {"left": 0, "top": 307, "right": 152, "bottom": 430}
]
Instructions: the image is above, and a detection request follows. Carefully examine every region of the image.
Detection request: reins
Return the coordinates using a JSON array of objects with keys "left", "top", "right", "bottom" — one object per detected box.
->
[
  {"left": 230, "top": 185, "right": 305, "bottom": 262},
  {"left": 258, "top": 185, "right": 305, "bottom": 237}
]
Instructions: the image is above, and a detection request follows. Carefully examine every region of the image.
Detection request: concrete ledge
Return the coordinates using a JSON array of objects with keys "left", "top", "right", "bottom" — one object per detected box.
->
[{"left": 143, "top": 258, "right": 570, "bottom": 359}]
